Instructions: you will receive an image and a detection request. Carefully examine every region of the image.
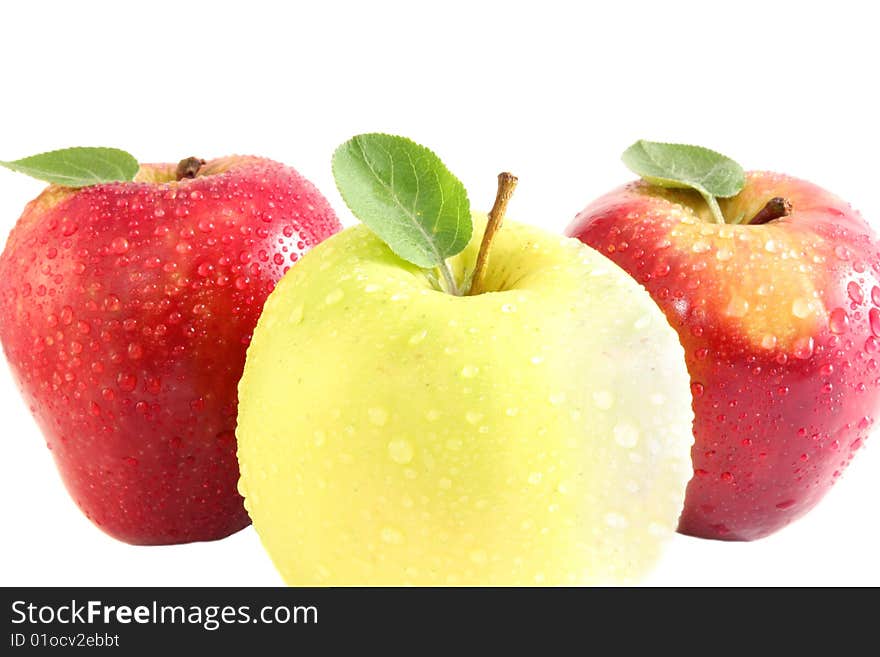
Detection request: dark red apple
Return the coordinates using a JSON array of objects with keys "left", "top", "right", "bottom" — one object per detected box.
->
[
  {"left": 567, "top": 172, "right": 879, "bottom": 540},
  {"left": 0, "top": 156, "right": 340, "bottom": 544}
]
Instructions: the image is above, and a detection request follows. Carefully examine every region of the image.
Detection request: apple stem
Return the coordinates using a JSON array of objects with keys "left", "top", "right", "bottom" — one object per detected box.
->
[
  {"left": 467, "top": 172, "right": 518, "bottom": 296},
  {"left": 175, "top": 157, "right": 206, "bottom": 181},
  {"left": 748, "top": 197, "right": 792, "bottom": 225}
]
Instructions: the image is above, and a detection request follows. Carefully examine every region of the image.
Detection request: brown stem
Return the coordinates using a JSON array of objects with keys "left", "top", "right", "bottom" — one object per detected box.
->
[
  {"left": 467, "top": 172, "right": 518, "bottom": 296},
  {"left": 175, "top": 157, "right": 206, "bottom": 181},
  {"left": 749, "top": 196, "right": 792, "bottom": 225}
]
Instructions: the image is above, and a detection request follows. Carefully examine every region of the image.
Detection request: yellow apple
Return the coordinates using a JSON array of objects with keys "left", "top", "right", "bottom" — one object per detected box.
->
[{"left": 236, "top": 217, "right": 693, "bottom": 585}]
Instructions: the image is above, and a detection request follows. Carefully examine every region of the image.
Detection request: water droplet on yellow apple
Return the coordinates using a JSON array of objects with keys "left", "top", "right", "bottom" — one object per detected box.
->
[
  {"left": 465, "top": 410, "right": 483, "bottom": 425},
  {"left": 367, "top": 407, "right": 388, "bottom": 426},
  {"left": 380, "top": 527, "right": 404, "bottom": 544},
  {"left": 470, "top": 550, "right": 488, "bottom": 565},
  {"left": 460, "top": 364, "right": 478, "bottom": 378},
  {"left": 604, "top": 512, "right": 628, "bottom": 529},
  {"left": 613, "top": 422, "right": 640, "bottom": 448},
  {"left": 388, "top": 439, "right": 414, "bottom": 464},
  {"left": 592, "top": 390, "right": 615, "bottom": 410},
  {"left": 408, "top": 328, "right": 427, "bottom": 345}
]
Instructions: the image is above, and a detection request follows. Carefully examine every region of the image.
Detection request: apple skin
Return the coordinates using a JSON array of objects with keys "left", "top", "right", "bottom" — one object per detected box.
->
[
  {"left": 237, "top": 218, "right": 694, "bottom": 585},
  {"left": 0, "top": 156, "right": 340, "bottom": 544},
  {"left": 566, "top": 172, "right": 880, "bottom": 540}
]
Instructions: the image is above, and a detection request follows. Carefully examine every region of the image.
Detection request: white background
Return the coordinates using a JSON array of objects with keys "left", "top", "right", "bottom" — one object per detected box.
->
[{"left": 1, "top": 0, "right": 878, "bottom": 586}]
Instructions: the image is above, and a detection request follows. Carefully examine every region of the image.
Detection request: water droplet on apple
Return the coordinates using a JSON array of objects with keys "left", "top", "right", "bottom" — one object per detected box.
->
[
  {"left": 791, "top": 298, "right": 813, "bottom": 319},
  {"left": 870, "top": 308, "right": 880, "bottom": 337},
  {"left": 691, "top": 241, "right": 710, "bottom": 254},
  {"left": 288, "top": 304, "right": 303, "bottom": 324},
  {"left": 380, "top": 527, "right": 404, "bottom": 544},
  {"left": 715, "top": 248, "right": 733, "bottom": 261},
  {"left": 834, "top": 245, "right": 851, "bottom": 260},
  {"left": 761, "top": 334, "right": 777, "bottom": 349},
  {"left": 501, "top": 303, "right": 516, "bottom": 313},
  {"left": 123, "top": 456, "right": 139, "bottom": 467},
  {"left": 408, "top": 328, "right": 427, "bottom": 345},
  {"left": 691, "top": 382, "right": 704, "bottom": 397},
  {"left": 527, "top": 472, "right": 543, "bottom": 485},
  {"left": 110, "top": 237, "right": 130, "bottom": 255},
  {"left": 725, "top": 295, "right": 749, "bottom": 318},
  {"left": 465, "top": 410, "right": 483, "bottom": 425},
  {"left": 425, "top": 409, "right": 440, "bottom": 422},
  {"left": 116, "top": 372, "right": 137, "bottom": 392},
  {"left": 469, "top": 550, "right": 488, "bottom": 565},
  {"left": 872, "top": 286, "right": 880, "bottom": 306},
  {"left": 613, "top": 421, "right": 640, "bottom": 448},
  {"left": 848, "top": 281, "right": 864, "bottom": 304},
  {"left": 460, "top": 364, "right": 478, "bottom": 378},
  {"left": 776, "top": 500, "right": 796, "bottom": 510},
  {"left": 388, "top": 439, "right": 414, "bottom": 464},
  {"left": 325, "top": 289, "right": 344, "bottom": 305},
  {"left": 604, "top": 512, "right": 628, "bottom": 529},
  {"left": 445, "top": 438, "right": 462, "bottom": 451},
  {"left": 530, "top": 355, "right": 544, "bottom": 365},
  {"left": 438, "top": 478, "right": 452, "bottom": 490},
  {"left": 549, "top": 392, "right": 566, "bottom": 405},
  {"left": 313, "top": 430, "right": 326, "bottom": 447},
  {"left": 720, "top": 471, "right": 734, "bottom": 482},
  {"left": 367, "top": 407, "right": 388, "bottom": 426},
  {"left": 764, "top": 239, "right": 778, "bottom": 253},
  {"left": 792, "top": 336, "right": 815, "bottom": 359},
  {"left": 592, "top": 390, "right": 614, "bottom": 409},
  {"left": 828, "top": 307, "right": 849, "bottom": 334},
  {"left": 364, "top": 283, "right": 381, "bottom": 293}
]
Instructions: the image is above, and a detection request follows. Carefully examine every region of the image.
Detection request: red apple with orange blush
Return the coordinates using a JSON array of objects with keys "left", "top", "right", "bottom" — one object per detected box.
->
[{"left": 567, "top": 141, "right": 880, "bottom": 540}]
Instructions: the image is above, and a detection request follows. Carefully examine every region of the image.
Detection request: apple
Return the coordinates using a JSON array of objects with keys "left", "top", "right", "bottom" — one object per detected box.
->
[
  {"left": 0, "top": 155, "right": 340, "bottom": 544},
  {"left": 567, "top": 170, "right": 880, "bottom": 540},
  {"left": 236, "top": 217, "right": 695, "bottom": 585}
]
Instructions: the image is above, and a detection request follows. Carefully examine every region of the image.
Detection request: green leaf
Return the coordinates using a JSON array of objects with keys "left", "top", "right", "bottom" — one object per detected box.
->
[
  {"left": 0, "top": 147, "right": 139, "bottom": 187},
  {"left": 622, "top": 140, "right": 745, "bottom": 197},
  {"left": 621, "top": 140, "right": 745, "bottom": 224},
  {"left": 332, "top": 134, "right": 472, "bottom": 269}
]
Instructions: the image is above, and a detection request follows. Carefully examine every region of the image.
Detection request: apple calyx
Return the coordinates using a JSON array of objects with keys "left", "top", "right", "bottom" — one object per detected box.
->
[
  {"left": 467, "top": 172, "right": 518, "bottom": 296},
  {"left": 748, "top": 196, "right": 793, "bottom": 225},
  {"left": 175, "top": 156, "right": 206, "bottom": 181}
]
